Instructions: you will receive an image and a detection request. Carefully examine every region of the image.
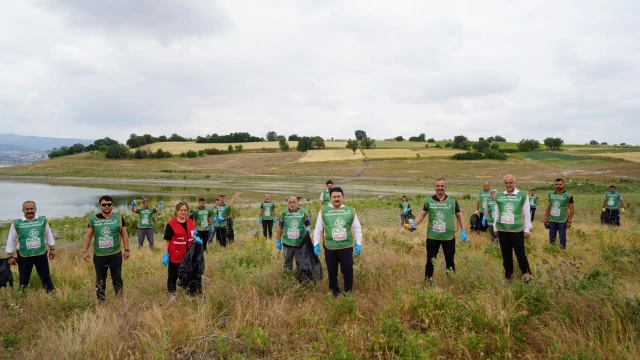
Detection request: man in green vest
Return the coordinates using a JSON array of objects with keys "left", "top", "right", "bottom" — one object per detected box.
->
[
  {"left": 529, "top": 189, "right": 538, "bottom": 222},
  {"left": 407, "top": 178, "right": 467, "bottom": 282},
  {"left": 492, "top": 175, "right": 532, "bottom": 281},
  {"left": 5, "top": 200, "right": 55, "bottom": 292},
  {"left": 319, "top": 179, "right": 333, "bottom": 207},
  {"left": 214, "top": 194, "right": 233, "bottom": 247},
  {"left": 131, "top": 199, "right": 157, "bottom": 249},
  {"left": 259, "top": 193, "right": 277, "bottom": 239},
  {"left": 190, "top": 197, "right": 213, "bottom": 251},
  {"left": 81, "top": 195, "right": 131, "bottom": 301},
  {"left": 275, "top": 196, "right": 311, "bottom": 270},
  {"left": 602, "top": 185, "right": 626, "bottom": 226},
  {"left": 312, "top": 187, "right": 362, "bottom": 297},
  {"left": 542, "top": 178, "right": 574, "bottom": 249},
  {"left": 475, "top": 181, "right": 491, "bottom": 232},
  {"left": 482, "top": 189, "right": 499, "bottom": 244}
]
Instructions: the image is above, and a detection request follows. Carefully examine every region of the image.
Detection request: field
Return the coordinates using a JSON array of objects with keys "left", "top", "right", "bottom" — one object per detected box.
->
[
  {"left": 591, "top": 152, "right": 640, "bottom": 163},
  {"left": 142, "top": 141, "right": 349, "bottom": 154},
  {"left": 297, "top": 149, "right": 364, "bottom": 163}
]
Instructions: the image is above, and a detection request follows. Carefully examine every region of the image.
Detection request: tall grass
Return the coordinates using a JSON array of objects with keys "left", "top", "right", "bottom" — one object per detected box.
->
[{"left": 1, "top": 195, "right": 639, "bottom": 359}]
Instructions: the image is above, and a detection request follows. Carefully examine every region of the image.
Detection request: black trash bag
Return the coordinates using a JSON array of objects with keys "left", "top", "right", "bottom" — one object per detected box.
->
[
  {"left": 470, "top": 213, "right": 480, "bottom": 231},
  {"left": 294, "top": 234, "right": 323, "bottom": 284},
  {"left": 226, "top": 218, "right": 235, "bottom": 243},
  {"left": 178, "top": 242, "right": 205, "bottom": 295},
  {"left": 0, "top": 258, "right": 14, "bottom": 288}
]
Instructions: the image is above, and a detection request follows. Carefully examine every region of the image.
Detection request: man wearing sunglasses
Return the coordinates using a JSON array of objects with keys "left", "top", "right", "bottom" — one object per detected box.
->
[{"left": 81, "top": 195, "right": 131, "bottom": 301}]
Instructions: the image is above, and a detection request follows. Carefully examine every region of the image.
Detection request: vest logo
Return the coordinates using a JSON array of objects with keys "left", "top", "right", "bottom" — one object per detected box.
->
[
  {"left": 550, "top": 201, "right": 561, "bottom": 217},
  {"left": 287, "top": 219, "right": 301, "bottom": 239},
  {"left": 501, "top": 203, "right": 515, "bottom": 224},
  {"left": 331, "top": 217, "right": 348, "bottom": 241},
  {"left": 607, "top": 198, "right": 615, "bottom": 206},
  {"left": 433, "top": 211, "right": 447, "bottom": 233},
  {"left": 98, "top": 227, "right": 115, "bottom": 249},
  {"left": 26, "top": 228, "right": 42, "bottom": 249}
]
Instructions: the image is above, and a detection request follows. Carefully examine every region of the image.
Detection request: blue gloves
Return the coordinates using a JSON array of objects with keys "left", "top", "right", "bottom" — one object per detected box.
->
[
  {"left": 210, "top": 225, "right": 215, "bottom": 232},
  {"left": 460, "top": 230, "right": 468, "bottom": 242},
  {"left": 398, "top": 211, "right": 402, "bottom": 216},
  {"left": 194, "top": 236, "right": 202, "bottom": 244},
  {"left": 313, "top": 244, "right": 321, "bottom": 256},
  {"left": 404, "top": 223, "right": 416, "bottom": 232},
  {"left": 305, "top": 227, "right": 311, "bottom": 234},
  {"left": 481, "top": 218, "right": 487, "bottom": 227},
  {"left": 131, "top": 200, "right": 136, "bottom": 208},
  {"left": 258, "top": 218, "right": 262, "bottom": 224},
  {"left": 158, "top": 200, "right": 163, "bottom": 205},
  {"left": 194, "top": 229, "right": 199, "bottom": 236},
  {"left": 162, "top": 253, "right": 169, "bottom": 267},
  {"left": 276, "top": 239, "right": 282, "bottom": 249},
  {"left": 215, "top": 216, "right": 224, "bottom": 222},
  {"left": 354, "top": 244, "right": 361, "bottom": 256}
]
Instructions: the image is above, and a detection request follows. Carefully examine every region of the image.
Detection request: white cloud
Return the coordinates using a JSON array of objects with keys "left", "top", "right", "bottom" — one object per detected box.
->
[{"left": 0, "top": 0, "right": 638, "bottom": 145}]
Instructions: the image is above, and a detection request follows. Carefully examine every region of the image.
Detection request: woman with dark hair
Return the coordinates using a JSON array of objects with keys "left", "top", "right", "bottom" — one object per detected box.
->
[{"left": 162, "top": 201, "right": 200, "bottom": 295}]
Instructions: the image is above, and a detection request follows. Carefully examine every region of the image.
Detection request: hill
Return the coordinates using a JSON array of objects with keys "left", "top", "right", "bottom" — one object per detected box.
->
[{"left": 0, "top": 133, "right": 94, "bottom": 152}]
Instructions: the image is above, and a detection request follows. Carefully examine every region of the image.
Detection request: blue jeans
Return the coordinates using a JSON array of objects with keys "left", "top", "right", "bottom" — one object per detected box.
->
[{"left": 548, "top": 222, "right": 567, "bottom": 249}]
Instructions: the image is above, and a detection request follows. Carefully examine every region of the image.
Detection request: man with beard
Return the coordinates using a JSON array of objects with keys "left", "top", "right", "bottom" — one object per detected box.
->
[
  {"left": 276, "top": 196, "right": 311, "bottom": 270},
  {"left": 542, "top": 179, "right": 574, "bottom": 249},
  {"left": 190, "top": 198, "right": 213, "bottom": 252}
]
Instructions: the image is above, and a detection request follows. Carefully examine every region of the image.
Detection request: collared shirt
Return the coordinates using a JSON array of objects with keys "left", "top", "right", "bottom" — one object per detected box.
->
[
  {"left": 312, "top": 204, "right": 363, "bottom": 246},
  {"left": 492, "top": 188, "right": 532, "bottom": 233},
  {"left": 6, "top": 216, "right": 55, "bottom": 254},
  {"left": 278, "top": 207, "right": 312, "bottom": 227}
]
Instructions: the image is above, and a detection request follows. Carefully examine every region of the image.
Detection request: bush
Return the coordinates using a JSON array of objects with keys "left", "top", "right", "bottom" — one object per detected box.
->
[
  {"left": 483, "top": 149, "right": 507, "bottom": 160},
  {"left": 297, "top": 137, "right": 314, "bottom": 152},
  {"left": 395, "top": 136, "right": 404, "bottom": 141},
  {"left": 427, "top": 138, "right": 435, "bottom": 143},
  {"left": 472, "top": 140, "right": 490, "bottom": 152},
  {"left": 451, "top": 151, "right": 484, "bottom": 160},
  {"left": 434, "top": 143, "right": 442, "bottom": 148},
  {"left": 409, "top": 133, "right": 426, "bottom": 142},
  {"left": 517, "top": 139, "right": 541, "bottom": 152},
  {"left": 185, "top": 150, "right": 198, "bottom": 158}
]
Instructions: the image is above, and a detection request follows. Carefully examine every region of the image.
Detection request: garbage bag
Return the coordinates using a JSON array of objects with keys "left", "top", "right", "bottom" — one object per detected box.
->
[
  {"left": 0, "top": 258, "right": 13, "bottom": 288},
  {"left": 294, "top": 233, "right": 323, "bottom": 284},
  {"left": 470, "top": 213, "right": 480, "bottom": 231},
  {"left": 178, "top": 242, "right": 204, "bottom": 295},
  {"left": 226, "top": 218, "right": 235, "bottom": 243}
]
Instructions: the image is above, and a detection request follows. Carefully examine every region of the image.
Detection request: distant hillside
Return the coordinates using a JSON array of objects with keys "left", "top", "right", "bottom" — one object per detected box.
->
[{"left": 0, "top": 133, "right": 94, "bottom": 152}]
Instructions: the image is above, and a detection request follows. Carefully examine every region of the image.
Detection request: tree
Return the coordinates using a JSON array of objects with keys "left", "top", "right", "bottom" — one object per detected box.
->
[
  {"left": 234, "top": 144, "right": 243, "bottom": 152},
  {"left": 227, "top": 145, "right": 234, "bottom": 153},
  {"left": 601, "top": 142, "right": 608, "bottom": 145},
  {"left": 453, "top": 135, "right": 468, "bottom": 149},
  {"left": 278, "top": 138, "right": 290, "bottom": 151},
  {"left": 427, "top": 138, "right": 435, "bottom": 143},
  {"left": 395, "top": 136, "right": 404, "bottom": 141},
  {"left": 312, "top": 136, "right": 326, "bottom": 149},
  {"left": 517, "top": 139, "right": 541, "bottom": 152},
  {"left": 266, "top": 131, "right": 278, "bottom": 141},
  {"left": 472, "top": 140, "right": 490, "bottom": 152},
  {"left": 288, "top": 134, "right": 300, "bottom": 141},
  {"left": 105, "top": 145, "right": 129, "bottom": 159},
  {"left": 589, "top": 140, "right": 599, "bottom": 145},
  {"left": 296, "top": 137, "right": 314, "bottom": 152},
  {"left": 490, "top": 142, "right": 500, "bottom": 150},
  {"left": 409, "top": 133, "right": 426, "bottom": 142},
  {"left": 486, "top": 137, "right": 495, "bottom": 143},
  {"left": 360, "top": 136, "right": 376, "bottom": 149},
  {"left": 355, "top": 130, "right": 367, "bottom": 141},
  {"left": 494, "top": 135, "right": 507, "bottom": 142},
  {"left": 346, "top": 139, "right": 359, "bottom": 154},
  {"left": 544, "top": 137, "right": 564, "bottom": 150}
]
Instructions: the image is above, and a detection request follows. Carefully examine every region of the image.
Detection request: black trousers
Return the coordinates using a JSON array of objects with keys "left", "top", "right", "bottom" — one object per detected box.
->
[
  {"left": 262, "top": 219, "right": 274, "bottom": 238},
  {"left": 497, "top": 231, "right": 531, "bottom": 279},
  {"left": 216, "top": 227, "right": 228, "bottom": 247},
  {"left": 167, "top": 262, "right": 180, "bottom": 293},
  {"left": 197, "top": 230, "right": 209, "bottom": 252},
  {"left": 530, "top": 208, "right": 537, "bottom": 221},
  {"left": 425, "top": 238, "right": 456, "bottom": 279},
  {"left": 17, "top": 252, "right": 54, "bottom": 292},
  {"left": 324, "top": 247, "right": 353, "bottom": 296},
  {"left": 93, "top": 252, "right": 123, "bottom": 301},
  {"left": 605, "top": 209, "right": 620, "bottom": 226}
]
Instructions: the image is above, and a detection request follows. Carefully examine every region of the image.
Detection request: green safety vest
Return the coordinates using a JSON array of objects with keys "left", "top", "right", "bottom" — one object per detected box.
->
[
  {"left": 605, "top": 192, "right": 621, "bottom": 209},
  {"left": 215, "top": 204, "right": 231, "bottom": 228},
  {"left": 400, "top": 201, "right": 410, "bottom": 212},
  {"left": 14, "top": 216, "right": 47, "bottom": 257},
  {"left": 548, "top": 192, "right": 571, "bottom": 223},
  {"left": 321, "top": 206, "right": 356, "bottom": 250},
  {"left": 529, "top": 195, "right": 538, "bottom": 208},
  {"left": 478, "top": 191, "right": 491, "bottom": 213},
  {"left": 281, "top": 208, "right": 308, "bottom": 246},
  {"left": 261, "top": 201, "right": 276, "bottom": 221},
  {"left": 424, "top": 196, "right": 456, "bottom": 241},
  {"left": 322, "top": 190, "right": 331, "bottom": 204},
  {"left": 89, "top": 214, "right": 123, "bottom": 256},
  {"left": 495, "top": 191, "right": 527, "bottom": 232},
  {"left": 137, "top": 208, "right": 156, "bottom": 229},
  {"left": 192, "top": 208, "right": 212, "bottom": 231},
  {"left": 485, "top": 199, "right": 497, "bottom": 223}
]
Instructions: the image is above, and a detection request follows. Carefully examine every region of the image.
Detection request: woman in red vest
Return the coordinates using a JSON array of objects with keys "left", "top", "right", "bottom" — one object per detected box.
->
[{"left": 162, "top": 201, "right": 196, "bottom": 294}]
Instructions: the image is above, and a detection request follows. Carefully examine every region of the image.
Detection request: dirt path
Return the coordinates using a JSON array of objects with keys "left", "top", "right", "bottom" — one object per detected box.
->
[{"left": 341, "top": 160, "right": 369, "bottom": 184}]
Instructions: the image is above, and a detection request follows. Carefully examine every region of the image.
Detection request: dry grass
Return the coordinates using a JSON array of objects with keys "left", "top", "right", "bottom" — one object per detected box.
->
[
  {"left": 591, "top": 152, "right": 640, "bottom": 163},
  {"left": 362, "top": 149, "right": 418, "bottom": 159},
  {"left": 416, "top": 149, "right": 465, "bottom": 157},
  {"left": 297, "top": 149, "right": 364, "bottom": 163},
  {"left": 142, "top": 141, "right": 349, "bottom": 153}
]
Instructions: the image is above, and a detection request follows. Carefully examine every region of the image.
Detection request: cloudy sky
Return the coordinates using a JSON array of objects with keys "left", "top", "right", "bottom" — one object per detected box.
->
[{"left": 1, "top": 0, "right": 638, "bottom": 144}]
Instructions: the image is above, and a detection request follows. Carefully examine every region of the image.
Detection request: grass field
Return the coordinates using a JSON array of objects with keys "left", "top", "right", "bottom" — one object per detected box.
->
[
  {"left": 591, "top": 152, "right": 640, "bottom": 163},
  {"left": 1, "top": 194, "right": 639, "bottom": 359},
  {"left": 362, "top": 149, "right": 418, "bottom": 159},
  {"left": 142, "top": 141, "right": 349, "bottom": 154},
  {"left": 297, "top": 149, "right": 364, "bottom": 163}
]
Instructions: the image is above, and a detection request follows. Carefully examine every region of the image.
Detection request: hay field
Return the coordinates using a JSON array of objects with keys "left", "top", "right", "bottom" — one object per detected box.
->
[
  {"left": 143, "top": 141, "right": 349, "bottom": 153},
  {"left": 297, "top": 149, "right": 364, "bottom": 163},
  {"left": 590, "top": 152, "right": 640, "bottom": 163},
  {"left": 416, "top": 149, "right": 465, "bottom": 157},
  {"left": 361, "top": 149, "right": 417, "bottom": 159}
]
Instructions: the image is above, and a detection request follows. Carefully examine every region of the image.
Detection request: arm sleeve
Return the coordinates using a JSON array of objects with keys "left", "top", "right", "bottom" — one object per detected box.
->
[
  {"left": 523, "top": 196, "right": 532, "bottom": 233},
  {"left": 5, "top": 223, "right": 18, "bottom": 253},
  {"left": 352, "top": 215, "right": 363, "bottom": 246},
  {"left": 312, "top": 211, "right": 324, "bottom": 246},
  {"left": 454, "top": 200, "right": 461, "bottom": 213},
  {"left": 121, "top": 216, "right": 127, "bottom": 227},
  {"left": 319, "top": 192, "right": 323, "bottom": 201},
  {"left": 493, "top": 204, "right": 499, "bottom": 233},
  {"left": 45, "top": 223, "right": 55, "bottom": 247},
  {"left": 163, "top": 224, "right": 174, "bottom": 241},
  {"left": 619, "top": 194, "right": 624, "bottom": 201},
  {"left": 569, "top": 196, "right": 574, "bottom": 204}
]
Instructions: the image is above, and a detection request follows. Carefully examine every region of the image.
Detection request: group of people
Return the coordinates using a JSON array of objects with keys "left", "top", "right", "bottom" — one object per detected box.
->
[{"left": 3, "top": 177, "right": 630, "bottom": 298}]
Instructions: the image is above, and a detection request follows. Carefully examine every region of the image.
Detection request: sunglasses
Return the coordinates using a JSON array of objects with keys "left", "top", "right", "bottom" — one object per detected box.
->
[{"left": 101, "top": 203, "right": 113, "bottom": 207}]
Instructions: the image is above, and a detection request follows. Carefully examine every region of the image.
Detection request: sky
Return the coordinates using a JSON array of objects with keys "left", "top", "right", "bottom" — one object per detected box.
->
[{"left": 1, "top": 0, "right": 638, "bottom": 145}]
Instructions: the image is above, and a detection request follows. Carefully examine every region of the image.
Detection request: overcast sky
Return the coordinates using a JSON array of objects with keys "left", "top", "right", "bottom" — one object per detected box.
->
[{"left": 1, "top": 1, "right": 638, "bottom": 145}]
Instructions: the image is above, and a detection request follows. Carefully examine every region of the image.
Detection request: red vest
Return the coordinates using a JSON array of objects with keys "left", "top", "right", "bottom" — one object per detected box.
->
[{"left": 167, "top": 218, "right": 195, "bottom": 264}]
